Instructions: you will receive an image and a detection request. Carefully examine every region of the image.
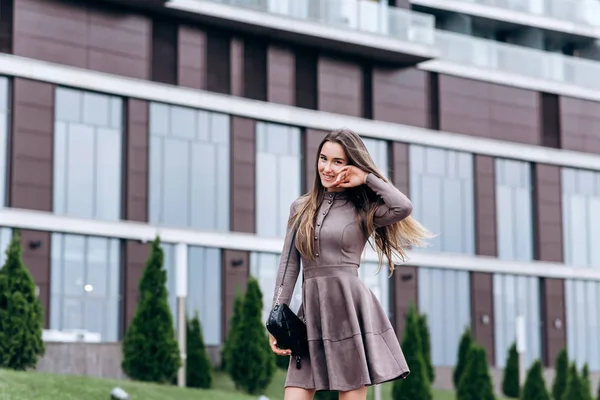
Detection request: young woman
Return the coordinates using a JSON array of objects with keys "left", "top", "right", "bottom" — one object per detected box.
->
[{"left": 268, "top": 129, "right": 433, "bottom": 400}]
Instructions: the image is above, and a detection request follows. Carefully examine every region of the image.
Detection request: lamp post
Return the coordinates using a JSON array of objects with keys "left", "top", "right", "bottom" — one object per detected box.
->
[{"left": 176, "top": 243, "right": 188, "bottom": 388}]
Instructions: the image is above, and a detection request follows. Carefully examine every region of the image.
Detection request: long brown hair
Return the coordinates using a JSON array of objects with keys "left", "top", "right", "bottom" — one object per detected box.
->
[{"left": 289, "top": 128, "right": 433, "bottom": 276}]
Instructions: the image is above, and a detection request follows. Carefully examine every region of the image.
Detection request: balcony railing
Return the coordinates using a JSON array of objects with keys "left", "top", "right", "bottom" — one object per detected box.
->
[
  {"left": 442, "top": 0, "right": 600, "bottom": 28},
  {"left": 434, "top": 30, "right": 600, "bottom": 91},
  {"left": 207, "top": 0, "right": 436, "bottom": 46}
]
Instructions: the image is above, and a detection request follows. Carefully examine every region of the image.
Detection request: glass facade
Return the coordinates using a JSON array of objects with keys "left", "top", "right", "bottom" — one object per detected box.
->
[
  {"left": 562, "top": 168, "right": 600, "bottom": 368},
  {"left": 362, "top": 137, "right": 389, "bottom": 176},
  {"left": 255, "top": 122, "right": 302, "bottom": 237},
  {"left": 0, "top": 77, "right": 8, "bottom": 208},
  {"left": 149, "top": 103, "right": 230, "bottom": 231},
  {"left": 494, "top": 159, "right": 541, "bottom": 368},
  {"left": 54, "top": 88, "right": 123, "bottom": 220},
  {"left": 250, "top": 252, "right": 303, "bottom": 324},
  {"left": 50, "top": 234, "right": 121, "bottom": 342},
  {"left": 410, "top": 145, "right": 473, "bottom": 366},
  {"left": 163, "top": 243, "right": 223, "bottom": 346}
]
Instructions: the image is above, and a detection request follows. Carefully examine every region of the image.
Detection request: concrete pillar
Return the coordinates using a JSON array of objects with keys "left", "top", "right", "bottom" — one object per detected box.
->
[{"left": 175, "top": 243, "right": 188, "bottom": 387}]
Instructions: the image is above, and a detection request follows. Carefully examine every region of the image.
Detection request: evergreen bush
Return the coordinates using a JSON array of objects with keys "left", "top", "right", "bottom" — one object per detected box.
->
[
  {"left": 222, "top": 289, "right": 244, "bottom": 371},
  {"left": 456, "top": 345, "right": 495, "bottom": 400},
  {"left": 453, "top": 326, "right": 474, "bottom": 389},
  {"left": 315, "top": 391, "right": 338, "bottom": 400},
  {"left": 275, "top": 354, "right": 290, "bottom": 370},
  {"left": 186, "top": 311, "right": 212, "bottom": 389},
  {"left": 0, "top": 229, "right": 45, "bottom": 370},
  {"left": 581, "top": 363, "right": 592, "bottom": 400},
  {"left": 121, "top": 237, "right": 181, "bottom": 383},
  {"left": 562, "top": 362, "right": 586, "bottom": 400},
  {"left": 596, "top": 379, "right": 600, "bottom": 400},
  {"left": 520, "top": 360, "right": 549, "bottom": 400},
  {"left": 391, "top": 304, "right": 432, "bottom": 400},
  {"left": 502, "top": 341, "right": 520, "bottom": 398},
  {"left": 418, "top": 313, "right": 435, "bottom": 383},
  {"left": 552, "top": 348, "right": 568, "bottom": 400},
  {"left": 228, "top": 277, "right": 275, "bottom": 394}
]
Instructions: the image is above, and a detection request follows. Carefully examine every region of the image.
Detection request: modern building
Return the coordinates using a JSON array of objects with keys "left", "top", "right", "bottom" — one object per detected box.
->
[{"left": 0, "top": 0, "right": 599, "bottom": 382}]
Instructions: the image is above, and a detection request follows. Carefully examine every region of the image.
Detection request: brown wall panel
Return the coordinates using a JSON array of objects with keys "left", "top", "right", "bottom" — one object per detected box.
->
[
  {"left": 470, "top": 272, "right": 495, "bottom": 365},
  {"left": 318, "top": 55, "right": 362, "bottom": 117},
  {"left": 391, "top": 142, "right": 409, "bottom": 194},
  {"left": 230, "top": 116, "right": 255, "bottom": 234},
  {"left": 559, "top": 96, "right": 600, "bottom": 154},
  {"left": 541, "top": 278, "right": 566, "bottom": 366},
  {"left": 372, "top": 67, "right": 430, "bottom": 128},
  {"left": 21, "top": 229, "right": 51, "bottom": 328},
  {"left": 268, "top": 44, "right": 295, "bottom": 106},
  {"left": 230, "top": 38, "right": 244, "bottom": 97},
  {"left": 10, "top": 78, "right": 54, "bottom": 328},
  {"left": 13, "top": 0, "right": 151, "bottom": 79},
  {"left": 177, "top": 25, "right": 207, "bottom": 90},
  {"left": 474, "top": 156, "right": 497, "bottom": 257},
  {"left": 304, "top": 128, "right": 328, "bottom": 193},
  {"left": 533, "top": 164, "right": 566, "bottom": 366},
  {"left": 391, "top": 265, "right": 418, "bottom": 340},
  {"left": 125, "top": 99, "right": 149, "bottom": 223},
  {"left": 10, "top": 78, "right": 53, "bottom": 211},
  {"left": 123, "top": 241, "right": 150, "bottom": 330},
  {"left": 222, "top": 250, "right": 250, "bottom": 342},
  {"left": 438, "top": 75, "right": 541, "bottom": 145}
]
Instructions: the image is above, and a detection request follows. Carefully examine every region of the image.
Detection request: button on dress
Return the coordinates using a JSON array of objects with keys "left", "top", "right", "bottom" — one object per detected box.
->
[{"left": 271, "top": 173, "right": 413, "bottom": 392}]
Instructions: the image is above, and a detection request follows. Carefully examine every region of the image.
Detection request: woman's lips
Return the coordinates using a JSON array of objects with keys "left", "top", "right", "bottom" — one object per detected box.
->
[{"left": 321, "top": 173, "right": 335, "bottom": 182}]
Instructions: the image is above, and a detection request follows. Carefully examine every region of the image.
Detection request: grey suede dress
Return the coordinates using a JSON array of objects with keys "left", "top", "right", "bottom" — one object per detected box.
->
[{"left": 271, "top": 173, "right": 413, "bottom": 392}]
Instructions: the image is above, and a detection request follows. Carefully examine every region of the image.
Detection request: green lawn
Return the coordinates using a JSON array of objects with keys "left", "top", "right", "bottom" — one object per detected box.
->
[{"left": 0, "top": 367, "right": 469, "bottom": 400}]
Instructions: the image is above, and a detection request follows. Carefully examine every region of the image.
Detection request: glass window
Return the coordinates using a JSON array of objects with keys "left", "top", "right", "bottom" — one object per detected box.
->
[
  {"left": 493, "top": 159, "right": 541, "bottom": 367},
  {"left": 50, "top": 233, "right": 121, "bottom": 342},
  {"left": 409, "top": 145, "right": 475, "bottom": 254},
  {"left": 496, "top": 159, "right": 534, "bottom": 261},
  {"left": 54, "top": 88, "right": 123, "bottom": 221},
  {"left": 362, "top": 137, "right": 389, "bottom": 177},
  {"left": 250, "top": 252, "right": 303, "bottom": 325},
  {"left": 149, "top": 103, "right": 230, "bottom": 231},
  {"left": 562, "top": 168, "right": 600, "bottom": 267},
  {"left": 163, "top": 244, "right": 223, "bottom": 346},
  {"left": 565, "top": 279, "right": 600, "bottom": 370},
  {"left": 418, "top": 267, "right": 471, "bottom": 366},
  {"left": 0, "top": 77, "right": 8, "bottom": 207},
  {"left": 359, "top": 261, "right": 390, "bottom": 318},
  {"left": 493, "top": 274, "right": 541, "bottom": 368},
  {"left": 256, "top": 122, "right": 301, "bottom": 237}
]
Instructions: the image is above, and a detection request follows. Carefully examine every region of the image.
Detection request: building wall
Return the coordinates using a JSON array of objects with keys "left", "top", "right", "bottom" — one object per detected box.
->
[{"left": 5, "top": 0, "right": 600, "bottom": 376}]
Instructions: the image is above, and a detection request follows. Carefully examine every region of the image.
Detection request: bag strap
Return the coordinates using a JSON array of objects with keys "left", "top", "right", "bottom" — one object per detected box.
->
[{"left": 274, "top": 227, "right": 299, "bottom": 306}]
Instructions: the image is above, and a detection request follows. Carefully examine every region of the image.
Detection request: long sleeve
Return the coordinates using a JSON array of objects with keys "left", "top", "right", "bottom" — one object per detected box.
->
[
  {"left": 271, "top": 200, "right": 302, "bottom": 308},
  {"left": 365, "top": 173, "right": 413, "bottom": 227}
]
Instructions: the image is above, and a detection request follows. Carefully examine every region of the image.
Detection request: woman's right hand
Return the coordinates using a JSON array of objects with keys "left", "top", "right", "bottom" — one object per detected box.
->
[{"left": 269, "top": 334, "right": 292, "bottom": 357}]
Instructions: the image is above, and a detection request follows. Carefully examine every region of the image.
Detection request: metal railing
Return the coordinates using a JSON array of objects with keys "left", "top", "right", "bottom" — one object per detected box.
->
[
  {"left": 434, "top": 30, "right": 600, "bottom": 91},
  {"left": 453, "top": 0, "right": 600, "bottom": 28},
  {"left": 210, "top": 0, "right": 436, "bottom": 46}
]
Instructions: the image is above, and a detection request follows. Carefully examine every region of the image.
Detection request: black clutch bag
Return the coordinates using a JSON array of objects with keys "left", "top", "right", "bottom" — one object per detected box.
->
[{"left": 266, "top": 228, "right": 309, "bottom": 369}]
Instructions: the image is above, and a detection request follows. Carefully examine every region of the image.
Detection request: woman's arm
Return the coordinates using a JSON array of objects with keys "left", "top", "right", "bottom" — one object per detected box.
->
[
  {"left": 365, "top": 173, "right": 413, "bottom": 227},
  {"left": 270, "top": 200, "right": 302, "bottom": 308}
]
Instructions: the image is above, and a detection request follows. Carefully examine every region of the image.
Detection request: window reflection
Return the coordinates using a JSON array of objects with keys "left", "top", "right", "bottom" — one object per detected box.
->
[
  {"left": 50, "top": 233, "right": 121, "bottom": 342},
  {"left": 163, "top": 243, "right": 222, "bottom": 346},
  {"left": 54, "top": 88, "right": 123, "bottom": 221},
  {"left": 256, "top": 122, "right": 301, "bottom": 237},
  {"left": 149, "top": 103, "right": 230, "bottom": 231}
]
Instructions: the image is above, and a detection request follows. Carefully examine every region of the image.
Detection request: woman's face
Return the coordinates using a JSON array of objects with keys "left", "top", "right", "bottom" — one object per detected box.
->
[{"left": 318, "top": 141, "right": 348, "bottom": 192}]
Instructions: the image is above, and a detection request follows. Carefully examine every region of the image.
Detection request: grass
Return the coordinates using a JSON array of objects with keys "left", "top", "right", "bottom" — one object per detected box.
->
[{"left": 0, "top": 367, "right": 473, "bottom": 400}]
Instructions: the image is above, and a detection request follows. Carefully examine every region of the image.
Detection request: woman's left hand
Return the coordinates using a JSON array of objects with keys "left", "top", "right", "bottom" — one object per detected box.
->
[{"left": 333, "top": 166, "right": 369, "bottom": 188}]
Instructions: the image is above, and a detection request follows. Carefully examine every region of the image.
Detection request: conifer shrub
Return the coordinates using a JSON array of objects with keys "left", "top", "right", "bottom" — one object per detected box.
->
[
  {"left": 581, "top": 362, "right": 592, "bottom": 400},
  {"left": 562, "top": 362, "right": 586, "bottom": 400},
  {"left": 222, "top": 289, "right": 243, "bottom": 371},
  {"left": 391, "top": 304, "right": 432, "bottom": 400},
  {"left": 552, "top": 348, "right": 568, "bottom": 400},
  {"left": 456, "top": 345, "right": 495, "bottom": 400},
  {"left": 418, "top": 313, "right": 435, "bottom": 383},
  {"left": 502, "top": 341, "right": 520, "bottom": 398},
  {"left": 121, "top": 237, "right": 181, "bottom": 383},
  {"left": 453, "top": 326, "right": 474, "bottom": 389},
  {"left": 520, "top": 360, "right": 549, "bottom": 400},
  {"left": 186, "top": 311, "right": 212, "bottom": 389},
  {"left": 228, "top": 277, "right": 275, "bottom": 394},
  {"left": 0, "top": 229, "right": 45, "bottom": 370}
]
